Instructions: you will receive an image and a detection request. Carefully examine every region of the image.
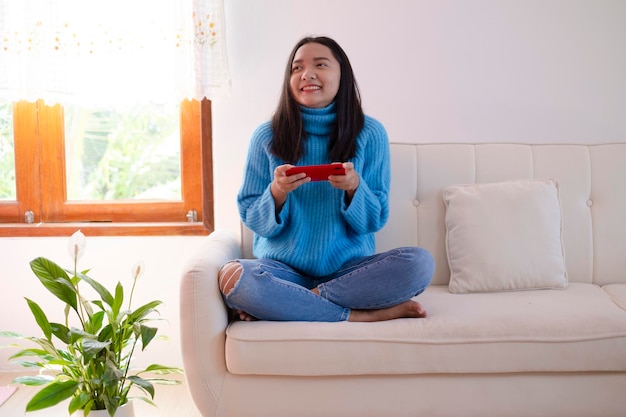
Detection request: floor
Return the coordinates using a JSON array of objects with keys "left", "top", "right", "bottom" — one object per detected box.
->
[{"left": 0, "top": 372, "right": 203, "bottom": 417}]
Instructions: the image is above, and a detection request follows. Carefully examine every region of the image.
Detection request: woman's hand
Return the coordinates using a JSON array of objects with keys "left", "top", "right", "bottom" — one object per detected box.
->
[
  {"left": 329, "top": 162, "right": 359, "bottom": 200},
  {"left": 271, "top": 164, "right": 310, "bottom": 211}
]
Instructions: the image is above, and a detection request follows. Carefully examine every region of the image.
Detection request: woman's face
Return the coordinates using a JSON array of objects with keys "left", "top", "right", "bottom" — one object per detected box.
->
[{"left": 290, "top": 42, "right": 341, "bottom": 108}]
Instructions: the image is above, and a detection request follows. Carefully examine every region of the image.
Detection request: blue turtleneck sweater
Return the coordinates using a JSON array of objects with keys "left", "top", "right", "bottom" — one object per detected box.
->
[{"left": 237, "top": 104, "right": 390, "bottom": 277}]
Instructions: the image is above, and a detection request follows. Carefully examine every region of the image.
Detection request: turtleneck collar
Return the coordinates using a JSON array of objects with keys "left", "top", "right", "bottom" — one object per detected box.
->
[{"left": 300, "top": 102, "right": 336, "bottom": 136}]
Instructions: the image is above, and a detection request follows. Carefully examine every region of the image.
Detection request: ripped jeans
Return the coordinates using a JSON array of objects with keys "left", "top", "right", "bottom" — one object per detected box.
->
[{"left": 220, "top": 247, "right": 434, "bottom": 322}]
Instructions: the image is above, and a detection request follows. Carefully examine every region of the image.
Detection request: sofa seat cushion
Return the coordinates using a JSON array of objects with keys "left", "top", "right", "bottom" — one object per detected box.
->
[
  {"left": 604, "top": 284, "right": 626, "bottom": 310},
  {"left": 225, "top": 283, "right": 626, "bottom": 376}
]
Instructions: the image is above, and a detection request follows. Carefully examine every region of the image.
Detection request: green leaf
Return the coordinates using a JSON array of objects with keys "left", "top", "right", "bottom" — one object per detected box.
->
[
  {"left": 13, "top": 375, "right": 55, "bottom": 386},
  {"left": 80, "top": 296, "right": 94, "bottom": 317},
  {"left": 140, "top": 325, "right": 158, "bottom": 350},
  {"left": 68, "top": 392, "right": 91, "bottom": 415},
  {"left": 103, "top": 396, "right": 120, "bottom": 417},
  {"left": 32, "top": 338, "right": 62, "bottom": 359},
  {"left": 25, "top": 298, "right": 52, "bottom": 341},
  {"left": 98, "top": 323, "right": 113, "bottom": 342},
  {"left": 29, "top": 257, "right": 78, "bottom": 311},
  {"left": 13, "top": 350, "right": 52, "bottom": 370},
  {"left": 139, "top": 377, "right": 182, "bottom": 385},
  {"left": 9, "top": 348, "right": 48, "bottom": 358},
  {"left": 132, "top": 321, "right": 142, "bottom": 338},
  {"left": 9, "top": 360, "right": 44, "bottom": 369},
  {"left": 112, "top": 282, "right": 124, "bottom": 317},
  {"left": 85, "top": 311, "right": 105, "bottom": 335},
  {"left": 55, "top": 277, "right": 81, "bottom": 300},
  {"left": 144, "top": 364, "right": 184, "bottom": 375},
  {"left": 102, "top": 359, "right": 123, "bottom": 385},
  {"left": 82, "top": 339, "right": 110, "bottom": 362},
  {"left": 0, "top": 330, "right": 24, "bottom": 338},
  {"left": 78, "top": 272, "right": 114, "bottom": 306},
  {"left": 130, "top": 300, "right": 162, "bottom": 322},
  {"left": 131, "top": 396, "right": 156, "bottom": 407},
  {"left": 69, "top": 327, "right": 97, "bottom": 344},
  {"left": 26, "top": 380, "right": 79, "bottom": 412},
  {"left": 127, "top": 375, "right": 155, "bottom": 398},
  {"left": 81, "top": 399, "right": 95, "bottom": 416},
  {"left": 47, "top": 359, "right": 74, "bottom": 369},
  {"left": 50, "top": 322, "right": 71, "bottom": 344},
  {"left": 53, "top": 349, "right": 77, "bottom": 367}
]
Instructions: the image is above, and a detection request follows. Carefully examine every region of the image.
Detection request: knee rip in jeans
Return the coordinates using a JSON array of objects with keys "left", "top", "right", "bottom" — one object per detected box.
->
[{"left": 219, "top": 262, "right": 243, "bottom": 295}]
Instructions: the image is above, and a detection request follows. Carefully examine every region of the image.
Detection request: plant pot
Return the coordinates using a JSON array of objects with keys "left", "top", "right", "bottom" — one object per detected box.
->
[{"left": 71, "top": 402, "right": 135, "bottom": 417}]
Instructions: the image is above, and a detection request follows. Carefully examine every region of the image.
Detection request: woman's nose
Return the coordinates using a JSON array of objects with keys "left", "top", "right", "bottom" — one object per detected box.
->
[{"left": 301, "top": 70, "right": 316, "bottom": 80}]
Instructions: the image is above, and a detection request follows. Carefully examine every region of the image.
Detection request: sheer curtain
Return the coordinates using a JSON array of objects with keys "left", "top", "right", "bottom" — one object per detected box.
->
[{"left": 0, "top": 0, "right": 230, "bottom": 106}]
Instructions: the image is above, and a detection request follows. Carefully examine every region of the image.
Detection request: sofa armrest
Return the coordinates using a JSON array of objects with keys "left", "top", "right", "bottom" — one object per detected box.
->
[{"left": 179, "top": 230, "right": 241, "bottom": 417}]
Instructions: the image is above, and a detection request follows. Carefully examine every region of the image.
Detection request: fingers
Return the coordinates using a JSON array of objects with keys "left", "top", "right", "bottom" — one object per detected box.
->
[
  {"left": 329, "top": 162, "right": 359, "bottom": 193},
  {"left": 271, "top": 165, "right": 310, "bottom": 209},
  {"left": 274, "top": 164, "right": 310, "bottom": 193}
]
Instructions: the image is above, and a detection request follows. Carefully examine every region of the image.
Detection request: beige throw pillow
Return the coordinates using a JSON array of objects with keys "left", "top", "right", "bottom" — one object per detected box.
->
[{"left": 443, "top": 178, "right": 568, "bottom": 293}]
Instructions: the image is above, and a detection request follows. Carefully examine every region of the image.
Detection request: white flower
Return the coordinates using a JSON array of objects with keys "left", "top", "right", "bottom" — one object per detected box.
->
[
  {"left": 67, "top": 230, "right": 86, "bottom": 262},
  {"left": 132, "top": 261, "right": 145, "bottom": 280}
]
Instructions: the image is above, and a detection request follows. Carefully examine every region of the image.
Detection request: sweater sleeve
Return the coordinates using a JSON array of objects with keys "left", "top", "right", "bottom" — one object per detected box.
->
[
  {"left": 341, "top": 117, "right": 390, "bottom": 234},
  {"left": 237, "top": 123, "right": 290, "bottom": 238}
]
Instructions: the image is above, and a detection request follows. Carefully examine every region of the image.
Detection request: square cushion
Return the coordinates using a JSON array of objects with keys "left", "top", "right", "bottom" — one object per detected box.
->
[{"left": 443, "top": 178, "right": 568, "bottom": 293}]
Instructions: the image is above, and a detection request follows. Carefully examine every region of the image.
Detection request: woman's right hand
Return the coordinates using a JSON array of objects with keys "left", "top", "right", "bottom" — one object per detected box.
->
[{"left": 270, "top": 164, "right": 310, "bottom": 211}]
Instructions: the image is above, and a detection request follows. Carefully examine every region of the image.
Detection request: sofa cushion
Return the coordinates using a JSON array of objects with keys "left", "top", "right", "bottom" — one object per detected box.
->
[
  {"left": 224, "top": 283, "right": 626, "bottom": 376},
  {"left": 443, "top": 178, "right": 568, "bottom": 293},
  {"left": 603, "top": 284, "right": 626, "bottom": 310}
]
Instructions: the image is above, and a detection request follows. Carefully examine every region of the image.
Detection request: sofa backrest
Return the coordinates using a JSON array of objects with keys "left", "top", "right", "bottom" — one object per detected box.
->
[{"left": 376, "top": 143, "right": 626, "bottom": 286}]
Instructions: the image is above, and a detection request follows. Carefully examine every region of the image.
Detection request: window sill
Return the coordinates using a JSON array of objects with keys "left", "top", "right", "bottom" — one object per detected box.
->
[{"left": 0, "top": 222, "right": 212, "bottom": 237}]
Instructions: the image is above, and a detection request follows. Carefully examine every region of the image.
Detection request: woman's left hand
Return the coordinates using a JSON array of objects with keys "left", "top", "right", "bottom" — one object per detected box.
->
[{"left": 329, "top": 162, "right": 359, "bottom": 199}]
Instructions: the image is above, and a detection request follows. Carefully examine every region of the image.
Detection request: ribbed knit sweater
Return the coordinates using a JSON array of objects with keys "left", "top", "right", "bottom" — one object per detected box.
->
[{"left": 237, "top": 103, "right": 390, "bottom": 277}]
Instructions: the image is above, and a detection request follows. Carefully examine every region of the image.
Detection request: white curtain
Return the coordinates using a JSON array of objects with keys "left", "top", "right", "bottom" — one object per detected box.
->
[{"left": 0, "top": 0, "right": 230, "bottom": 106}]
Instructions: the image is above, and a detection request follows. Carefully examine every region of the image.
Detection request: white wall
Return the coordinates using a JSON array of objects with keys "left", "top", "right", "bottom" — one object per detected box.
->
[
  {"left": 2, "top": 0, "right": 626, "bottom": 371},
  {"left": 212, "top": 0, "right": 626, "bottom": 232}
]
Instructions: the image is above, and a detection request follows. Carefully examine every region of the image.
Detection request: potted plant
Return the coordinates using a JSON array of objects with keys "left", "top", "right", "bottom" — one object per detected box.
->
[{"left": 0, "top": 230, "right": 183, "bottom": 417}]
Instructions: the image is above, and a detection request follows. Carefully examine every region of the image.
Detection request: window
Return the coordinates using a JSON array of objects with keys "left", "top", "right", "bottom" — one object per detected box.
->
[
  {"left": 0, "top": 0, "right": 230, "bottom": 236},
  {"left": 0, "top": 99, "right": 213, "bottom": 236},
  {"left": 0, "top": 103, "right": 15, "bottom": 201}
]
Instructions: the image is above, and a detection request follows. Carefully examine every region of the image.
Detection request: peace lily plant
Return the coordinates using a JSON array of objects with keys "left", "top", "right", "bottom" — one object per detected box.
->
[{"left": 1, "top": 230, "right": 182, "bottom": 416}]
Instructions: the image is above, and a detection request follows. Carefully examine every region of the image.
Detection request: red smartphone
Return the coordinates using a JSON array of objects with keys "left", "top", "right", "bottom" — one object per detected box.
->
[{"left": 285, "top": 163, "right": 346, "bottom": 182}]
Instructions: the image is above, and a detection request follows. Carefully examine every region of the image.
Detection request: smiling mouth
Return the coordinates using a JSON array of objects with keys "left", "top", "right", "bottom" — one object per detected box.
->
[{"left": 301, "top": 85, "right": 321, "bottom": 91}]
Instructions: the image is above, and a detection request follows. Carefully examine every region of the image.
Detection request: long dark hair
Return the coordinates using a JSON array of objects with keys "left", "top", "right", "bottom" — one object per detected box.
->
[{"left": 270, "top": 36, "right": 365, "bottom": 164}]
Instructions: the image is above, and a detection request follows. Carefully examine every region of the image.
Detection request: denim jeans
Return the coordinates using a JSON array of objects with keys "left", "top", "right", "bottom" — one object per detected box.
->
[{"left": 221, "top": 247, "right": 434, "bottom": 322}]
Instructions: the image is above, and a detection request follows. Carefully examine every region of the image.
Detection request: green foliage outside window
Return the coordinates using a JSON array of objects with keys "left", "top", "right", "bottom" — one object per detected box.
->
[
  {"left": 0, "top": 103, "right": 16, "bottom": 200},
  {"left": 65, "top": 103, "right": 182, "bottom": 201},
  {"left": 0, "top": 102, "right": 181, "bottom": 204}
]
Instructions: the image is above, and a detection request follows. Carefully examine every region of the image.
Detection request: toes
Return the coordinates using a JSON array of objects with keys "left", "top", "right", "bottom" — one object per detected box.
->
[{"left": 414, "top": 301, "right": 427, "bottom": 318}]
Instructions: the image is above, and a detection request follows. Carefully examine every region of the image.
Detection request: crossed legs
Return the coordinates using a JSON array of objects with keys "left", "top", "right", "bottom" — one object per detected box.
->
[{"left": 218, "top": 260, "right": 427, "bottom": 322}]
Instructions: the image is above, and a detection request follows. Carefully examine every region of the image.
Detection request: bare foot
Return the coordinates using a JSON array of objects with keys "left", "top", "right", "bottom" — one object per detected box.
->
[
  {"left": 228, "top": 309, "right": 258, "bottom": 322},
  {"left": 236, "top": 310, "right": 257, "bottom": 321},
  {"left": 348, "top": 300, "right": 427, "bottom": 322}
]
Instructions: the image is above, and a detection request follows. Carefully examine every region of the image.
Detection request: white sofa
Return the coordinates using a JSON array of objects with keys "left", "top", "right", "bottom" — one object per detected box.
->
[{"left": 180, "top": 143, "right": 626, "bottom": 417}]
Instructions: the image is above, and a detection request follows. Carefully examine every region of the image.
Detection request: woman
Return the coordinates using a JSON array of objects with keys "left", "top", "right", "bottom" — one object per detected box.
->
[{"left": 219, "top": 36, "right": 434, "bottom": 322}]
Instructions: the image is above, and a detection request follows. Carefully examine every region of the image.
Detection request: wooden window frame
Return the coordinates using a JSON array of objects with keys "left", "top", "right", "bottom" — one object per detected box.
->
[{"left": 0, "top": 99, "right": 213, "bottom": 237}]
